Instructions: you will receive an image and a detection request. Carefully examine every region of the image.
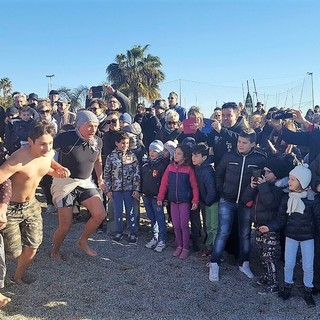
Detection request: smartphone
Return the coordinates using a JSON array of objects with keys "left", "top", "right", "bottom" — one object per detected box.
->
[
  {"left": 91, "top": 85, "right": 104, "bottom": 98},
  {"left": 252, "top": 169, "right": 264, "bottom": 182}
]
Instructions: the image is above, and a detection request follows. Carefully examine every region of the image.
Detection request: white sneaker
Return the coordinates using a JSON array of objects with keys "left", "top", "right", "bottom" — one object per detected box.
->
[
  {"left": 145, "top": 238, "right": 158, "bottom": 249},
  {"left": 239, "top": 261, "right": 254, "bottom": 279},
  {"left": 154, "top": 241, "right": 166, "bottom": 253},
  {"left": 209, "top": 262, "right": 219, "bottom": 282},
  {"left": 45, "top": 204, "right": 57, "bottom": 215}
]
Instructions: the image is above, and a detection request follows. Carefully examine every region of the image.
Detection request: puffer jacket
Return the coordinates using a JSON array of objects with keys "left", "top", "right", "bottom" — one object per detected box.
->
[
  {"left": 194, "top": 158, "right": 219, "bottom": 206},
  {"left": 207, "top": 115, "right": 248, "bottom": 166},
  {"left": 141, "top": 156, "right": 168, "bottom": 197},
  {"left": 242, "top": 181, "right": 285, "bottom": 227},
  {"left": 216, "top": 147, "right": 266, "bottom": 203},
  {"left": 104, "top": 149, "right": 140, "bottom": 192},
  {"left": 157, "top": 162, "right": 199, "bottom": 204},
  {"left": 267, "top": 193, "right": 320, "bottom": 241}
]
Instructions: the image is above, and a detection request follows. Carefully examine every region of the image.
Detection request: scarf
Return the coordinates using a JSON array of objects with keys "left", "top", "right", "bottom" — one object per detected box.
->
[{"left": 286, "top": 191, "right": 307, "bottom": 215}]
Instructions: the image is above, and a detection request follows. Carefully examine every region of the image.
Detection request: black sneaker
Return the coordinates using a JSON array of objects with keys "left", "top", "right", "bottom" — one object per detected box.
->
[
  {"left": 258, "top": 286, "right": 279, "bottom": 295},
  {"left": 127, "top": 235, "right": 137, "bottom": 245},
  {"left": 112, "top": 233, "right": 123, "bottom": 243},
  {"left": 278, "top": 283, "right": 292, "bottom": 300},
  {"left": 257, "top": 276, "right": 268, "bottom": 286},
  {"left": 304, "top": 287, "right": 316, "bottom": 308}
]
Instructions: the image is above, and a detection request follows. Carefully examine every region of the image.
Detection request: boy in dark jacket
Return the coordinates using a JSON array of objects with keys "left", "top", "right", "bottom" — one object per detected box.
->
[
  {"left": 259, "top": 165, "right": 320, "bottom": 307},
  {"left": 209, "top": 129, "right": 266, "bottom": 282},
  {"left": 141, "top": 140, "right": 168, "bottom": 252},
  {"left": 192, "top": 143, "right": 219, "bottom": 257},
  {"left": 242, "top": 158, "right": 288, "bottom": 294}
]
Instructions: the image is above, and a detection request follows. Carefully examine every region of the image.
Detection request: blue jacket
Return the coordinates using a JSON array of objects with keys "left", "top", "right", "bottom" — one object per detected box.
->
[{"left": 194, "top": 158, "right": 219, "bottom": 206}]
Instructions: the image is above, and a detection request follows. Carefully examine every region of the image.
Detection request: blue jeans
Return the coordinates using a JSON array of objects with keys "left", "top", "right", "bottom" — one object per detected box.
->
[
  {"left": 211, "top": 198, "right": 251, "bottom": 265},
  {"left": 284, "top": 237, "right": 314, "bottom": 288},
  {"left": 143, "top": 197, "right": 166, "bottom": 242},
  {"left": 112, "top": 191, "right": 137, "bottom": 235}
]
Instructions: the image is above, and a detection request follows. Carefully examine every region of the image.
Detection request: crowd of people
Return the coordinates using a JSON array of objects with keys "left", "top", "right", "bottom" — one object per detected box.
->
[{"left": 0, "top": 87, "right": 320, "bottom": 309}]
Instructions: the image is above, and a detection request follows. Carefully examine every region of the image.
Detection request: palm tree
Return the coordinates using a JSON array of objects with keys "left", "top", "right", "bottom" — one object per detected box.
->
[
  {"left": 0, "top": 77, "right": 12, "bottom": 99},
  {"left": 57, "top": 85, "right": 89, "bottom": 111},
  {"left": 106, "top": 45, "right": 165, "bottom": 112}
]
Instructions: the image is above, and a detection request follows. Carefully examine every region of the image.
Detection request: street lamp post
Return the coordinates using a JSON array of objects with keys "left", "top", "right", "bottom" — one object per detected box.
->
[
  {"left": 46, "top": 74, "right": 55, "bottom": 97},
  {"left": 307, "top": 72, "right": 314, "bottom": 109}
]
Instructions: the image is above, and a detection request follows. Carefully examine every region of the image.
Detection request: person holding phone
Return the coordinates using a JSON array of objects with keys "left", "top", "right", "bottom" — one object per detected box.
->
[{"left": 242, "top": 158, "right": 288, "bottom": 294}]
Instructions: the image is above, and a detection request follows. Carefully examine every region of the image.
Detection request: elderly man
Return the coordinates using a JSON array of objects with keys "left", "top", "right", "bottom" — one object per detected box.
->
[
  {"left": 105, "top": 85, "right": 130, "bottom": 115},
  {"left": 51, "top": 110, "right": 106, "bottom": 260}
]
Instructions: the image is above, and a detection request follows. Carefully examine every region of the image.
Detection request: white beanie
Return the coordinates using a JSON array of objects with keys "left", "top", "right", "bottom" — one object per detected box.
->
[
  {"left": 149, "top": 140, "right": 164, "bottom": 153},
  {"left": 289, "top": 164, "right": 312, "bottom": 190},
  {"left": 75, "top": 110, "right": 99, "bottom": 129},
  {"left": 164, "top": 140, "right": 178, "bottom": 159}
]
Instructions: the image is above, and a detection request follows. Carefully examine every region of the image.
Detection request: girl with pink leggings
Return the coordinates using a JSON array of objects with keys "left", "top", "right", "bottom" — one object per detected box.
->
[{"left": 157, "top": 144, "right": 199, "bottom": 259}]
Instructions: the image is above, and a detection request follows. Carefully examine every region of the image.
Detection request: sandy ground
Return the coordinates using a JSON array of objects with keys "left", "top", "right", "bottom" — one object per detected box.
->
[{"left": 0, "top": 194, "right": 320, "bottom": 320}]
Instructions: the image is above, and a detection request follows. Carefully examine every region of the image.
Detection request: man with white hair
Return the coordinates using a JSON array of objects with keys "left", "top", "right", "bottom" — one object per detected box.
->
[{"left": 51, "top": 110, "right": 106, "bottom": 260}]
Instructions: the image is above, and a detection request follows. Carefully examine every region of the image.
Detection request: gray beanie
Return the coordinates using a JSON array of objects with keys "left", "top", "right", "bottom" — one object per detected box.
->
[
  {"left": 75, "top": 110, "right": 99, "bottom": 129},
  {"left": 149, "top": 140, "right": 164, "bottom": 153}
]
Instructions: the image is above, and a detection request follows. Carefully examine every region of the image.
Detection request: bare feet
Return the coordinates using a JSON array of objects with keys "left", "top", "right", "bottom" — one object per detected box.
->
[
  {"left": 11, "top": 274, "right": 37, "bottom": 285},
  {"left": 50, "top": 252, "right": 63, "bottom": 261},
  {"left": 77, "top": 240, "right": 97, "bottom": 257},
  {"left": 0, "top": 292, "right": 11, "bottom": 308}
]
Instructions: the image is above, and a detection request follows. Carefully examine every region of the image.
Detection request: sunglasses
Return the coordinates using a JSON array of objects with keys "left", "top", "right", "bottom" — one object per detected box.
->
[
  {"left": 106, "top": 119, "right": 118, "bottom": 124},
  {"left": 168, "top": 121, "right": 177, "bottom": 125},
  {"left": 89, "top": 108, "right": 100, "bottom": 112},
  {"left": 39, "top": 110, "right": 50, "bottom": 114},
  {"left": 168, "top": 97, "right": 175, "bottom": 100}
]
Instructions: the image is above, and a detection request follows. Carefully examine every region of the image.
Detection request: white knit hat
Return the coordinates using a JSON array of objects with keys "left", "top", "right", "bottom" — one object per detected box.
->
[
  {"left": 164, "top": 140, "right": 178, "bottom": 159},
  {"left": 289, "top": 164, "right": 312, "bottom": 189}
]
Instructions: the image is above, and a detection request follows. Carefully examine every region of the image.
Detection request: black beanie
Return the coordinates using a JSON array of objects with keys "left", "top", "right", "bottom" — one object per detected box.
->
[{"left": 265, "top": 158, "right": 288, "bottom": 179}]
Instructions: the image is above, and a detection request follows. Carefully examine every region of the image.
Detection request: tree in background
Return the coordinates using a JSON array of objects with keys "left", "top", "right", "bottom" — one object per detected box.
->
[
  {"left": 106, "top": 45, "right": 165, "bottom": 113},
  {"left": 0, "top": 77, "right": 13, "bottom": 108},
  {"left": 57, "top": 85, "right": 88, "bottom": 112}
]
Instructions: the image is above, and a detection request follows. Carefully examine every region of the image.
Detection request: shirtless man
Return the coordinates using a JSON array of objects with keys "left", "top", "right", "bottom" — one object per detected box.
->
[
  {"left": 51, "top": 110, "right": 106, "bottom": 260},
  {"left": 0, "top": 121, "right": 70, "bottom": 284}
]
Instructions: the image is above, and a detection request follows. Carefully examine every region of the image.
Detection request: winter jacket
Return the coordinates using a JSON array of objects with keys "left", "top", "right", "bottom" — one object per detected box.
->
[
  {"left": 207, "top": 116, "right": 248, "bottom": 166},
  {"left": 267, "top": 193, "right": 320, "bottom": 241},
  {"left": 169, "top": 104, "right": 187, "bottom": 121},
  {"left": 157, "top": 163, "right": 199, "bottom": 204},
  {"left": 194, "top": 158, "right": 219, "bottom": 206},
  {"left": 13, "top": 119, "right": 36, "bottom": 144},
  {"left": 310, "top": 153, "right": 320, "bottom": 192},
  {"left": 216, "top": 147, "right": 266, "bottom": 204},
  {"left": 155, "top": 126, "right": 180, "bottom": 144},
  {"left": 141, "top": 156, "right": 168, "bottom": 198},
  {"left": 242, "top": 181, "right": 285, "bottom": 227},
  {"left": 104, "top": 148, "right": 140, "bottom": 192},
  {"left": 280, "top": 124, "right": 320, "bottom": 164},
  {"left": 140, "top": 113, "right": 162, "bottom": 149}
]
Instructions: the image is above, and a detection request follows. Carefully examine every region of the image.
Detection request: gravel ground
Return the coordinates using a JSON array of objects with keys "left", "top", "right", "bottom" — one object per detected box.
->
[{"left": 1, "top": 195, "right": 320, "bottom": 320}]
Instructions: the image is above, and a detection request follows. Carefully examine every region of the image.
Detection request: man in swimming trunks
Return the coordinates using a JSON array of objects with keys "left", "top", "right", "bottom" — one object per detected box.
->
[{"left": 0, "top": 121, "right": 70, "bottom": 284}]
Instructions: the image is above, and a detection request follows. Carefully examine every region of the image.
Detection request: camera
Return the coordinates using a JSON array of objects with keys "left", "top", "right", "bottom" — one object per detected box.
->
[
  {"left": 266, "top": 110, "right": 294, "bottom": 120},
  {"left": 91, "top": 85, "right": 104, "bottom": 98},
  {"left": 252, "top": 169, "right": 265, "bottom": 182},
  {"left": 145, "top": 107, "right": 152, "bottom": 112}
]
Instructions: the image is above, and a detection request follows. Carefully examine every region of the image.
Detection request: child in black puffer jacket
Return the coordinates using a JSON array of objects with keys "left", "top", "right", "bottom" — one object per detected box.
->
[{"left": 260, "top": 164, "right": 320, "bottom": 307}]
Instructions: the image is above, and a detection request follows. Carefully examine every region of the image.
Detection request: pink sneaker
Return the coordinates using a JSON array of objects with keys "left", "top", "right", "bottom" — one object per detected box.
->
[
  {"left": 173, "top": 246, "right": 182, "bottom": 257},
  {"left": 179, "top": 249, "right": 189, "bottom": 260}
]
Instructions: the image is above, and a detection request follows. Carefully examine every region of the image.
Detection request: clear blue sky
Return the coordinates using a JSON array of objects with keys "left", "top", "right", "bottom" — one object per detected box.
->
[{"left": 1, "top": 0, "right": 319, "bottom": 117}]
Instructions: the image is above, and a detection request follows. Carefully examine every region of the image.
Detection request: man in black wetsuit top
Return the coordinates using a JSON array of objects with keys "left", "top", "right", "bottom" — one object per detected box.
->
[{"left": 51, "top": 110, "right": 106, "bottom": 260}]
